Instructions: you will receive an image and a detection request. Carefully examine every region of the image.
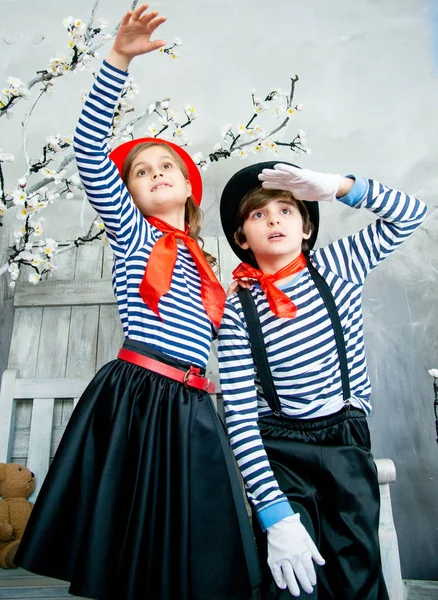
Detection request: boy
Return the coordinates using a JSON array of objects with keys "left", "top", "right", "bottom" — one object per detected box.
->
[{"left": 218, "top": 162, "right": 426, "bottom": 599}]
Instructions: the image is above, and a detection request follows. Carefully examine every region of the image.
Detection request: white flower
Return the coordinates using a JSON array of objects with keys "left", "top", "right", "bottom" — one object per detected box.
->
[
  {"left": 18, "top": 177, "right": 27, "bottom": 187},
  {"left": 174, "top": 37, "right": 182, "bottom": 46},
  {"left": 237, "top": 149, "right": 249, "bottom": 159},
  {"left": 148, "top": 123, "right": 159, "bottom": 136},
  {"left": 46, "top": 135, "right": 62, "bottom": 152},
  {"left": 12, "top": 190, "right": 27, "bottom": 205},
  {"left": 0, "top": 201, "right": 5, "bottom": 216},
  {"left": 213, "top": 143, "right": 223, "bottom": 152},
  {"left": 221, "top": 123, "right": 233, "bottom": 139},
  {"left": 296, "top": 104, "right": 304, "bottom": 111},
  {"left": 94, "top": 220, "right": 105, "bottom": 230},
  {"left": 63, "top": 16, "right": 74, "bottom": 29},
  {"left": 252, "top": 144, "right": 263, "bottom": 153},
  {"left": 428, "top": 369, "right": 438, "bottom": 378},
  {"left": 170, "top": 50, "right": 179, "bottom": 60},
  {"left": 299, "top": 129, "right": 307, "bottom": 138},
  {"left": 254, "top": 96, "right": 262, "bottom": 105},
  {"left": 147, "top": 103, "right": 157, "bottom": 114},
  {"left": 42, "top": 238, "right": 58, "bottom": 257},
  {"left": 31, "top": 254, "right": 42, "bottom": 267},
  {"left": 47, "top": 192, "right": 60, "bottom": 202},
  {"left": 28, "top": 273, "right": 41, "bottom": 284},
  {"left": 27, "top": 196, "right": 39, "bottom": 208},
  {"left": 0, "top": 151, "right": 14, "bottom": 162},
  {"left": 160, "top": 100, "right": 170, "bottom": 109},
  {"left": 69, "top": 173, "right": 81, "bottom": 187},
  {"left": 9, "top": 281, "right": 16, "bottom": 289},
  {"left": 192, "top": 152, "right": 204, "bottom": 165},
  {"left": 32, "top": 223, "right": 43, "bottom": 236},
  {"left": 13, "top": 226, "right": 25, "bottom": 239},
  {"left": 273, "top": 105, "right": 285, "bottom": 118},
  {"left": 286, "top": 107, "right": 295, "bottom": 117},
  {"left": 17, "top": 207, "right": 29, "bottom": 219},
  {"left": 200, "top": 164, "right": 209, "bottom": 172},
  {"left": 66, "top": 191, "right": 75, "bottom": 200},
  {"left": 42, "top": 167, "right": 54, "bottom": 177},
  {"left": 305, "top": 148, "right": 312, "bottom": 155}
]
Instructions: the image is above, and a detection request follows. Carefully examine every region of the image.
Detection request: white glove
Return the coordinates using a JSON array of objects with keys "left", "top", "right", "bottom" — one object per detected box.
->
[
  {"left": 258, "top": 163, "right": 341, "bottom": 202},
  {"left": 267, "top": 514, "right": 325, "bottom": 597}
]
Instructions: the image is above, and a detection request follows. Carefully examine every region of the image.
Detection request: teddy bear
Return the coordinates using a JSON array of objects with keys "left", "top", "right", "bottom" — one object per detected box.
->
[{"left": 0, "top": 462, "right": 35, "bottom": 569}]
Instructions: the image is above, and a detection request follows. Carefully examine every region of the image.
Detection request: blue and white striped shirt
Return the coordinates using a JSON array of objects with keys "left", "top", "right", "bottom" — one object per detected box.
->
[
  {"left": 74, "top": 61, "right": 213, "bottom": 369},
  {"left": 217, "top": 179, "right": 427, "bottom": 529}
]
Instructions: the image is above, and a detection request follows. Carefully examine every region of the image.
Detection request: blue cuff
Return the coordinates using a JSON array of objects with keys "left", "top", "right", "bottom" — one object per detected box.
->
[
  {"left": 257, "top": 500, "right": 294, "bottom": 531},
  {"left": 337, "top": 176, "right": 368, "bottom": 207}
]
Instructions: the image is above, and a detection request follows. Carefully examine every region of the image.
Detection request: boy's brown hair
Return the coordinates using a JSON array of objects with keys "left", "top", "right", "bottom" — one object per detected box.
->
[
  {"left": 234, "top": 188, "right": 314, "bottom": 258},
  {"left": 122, "top": 141, "right": 217, "bottom": 271}
]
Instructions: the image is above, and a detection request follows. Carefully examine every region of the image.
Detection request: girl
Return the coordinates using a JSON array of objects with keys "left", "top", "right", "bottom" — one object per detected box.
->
[{"left": 15, "top": 5, "right": 260, "bottom": 600}]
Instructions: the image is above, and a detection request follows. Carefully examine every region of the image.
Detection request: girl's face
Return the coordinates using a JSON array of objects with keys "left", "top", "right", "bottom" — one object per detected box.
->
[{"left": 126, "top": 145, "right": 192, "bottom": 218}]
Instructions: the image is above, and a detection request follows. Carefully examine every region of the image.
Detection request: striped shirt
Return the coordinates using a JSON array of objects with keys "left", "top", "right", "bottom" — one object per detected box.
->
[
  {"left": 73, "top": 60, "right": 213, "bottom": 369},
  {"left": 217, "top": 179, "right": 427, "bottom": 529}
]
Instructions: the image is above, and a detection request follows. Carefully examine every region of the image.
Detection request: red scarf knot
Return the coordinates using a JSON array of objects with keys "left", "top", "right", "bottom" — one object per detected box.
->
[
  {"left": 232, "top": 252, "right": 307, "bottom": 319},
  {"left": 139, "top": 216, "right": 225, "bottom": 328}
]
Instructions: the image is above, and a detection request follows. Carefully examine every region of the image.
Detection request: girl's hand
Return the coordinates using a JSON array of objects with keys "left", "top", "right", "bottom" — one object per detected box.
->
[
  {"left": 226, "top": 278, "right": 253, "bottom": 297},
  {"left": 107, "top": 3, "right": 167, "bottom": 71}
]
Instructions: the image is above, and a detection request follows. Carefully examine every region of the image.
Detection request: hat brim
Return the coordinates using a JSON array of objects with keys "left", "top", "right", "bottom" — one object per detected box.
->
[
  {"left": 220, "top": 161, "right": 319, "bottom": 268},
  {"left": 109, "top": 137, "right": 203, "bottom": 206}
]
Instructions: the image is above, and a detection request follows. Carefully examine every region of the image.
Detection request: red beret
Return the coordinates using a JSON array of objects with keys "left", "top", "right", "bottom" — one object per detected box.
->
[{"left": 109, "top": 137, "right": 203, "bottom": 206}]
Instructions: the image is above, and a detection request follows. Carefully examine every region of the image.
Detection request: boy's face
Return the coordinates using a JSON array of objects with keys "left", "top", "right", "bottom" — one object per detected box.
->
[
  {"left": 238, "top": 197, "right": 311, "bottom": 265},
  {"left": 126, "top": 145, "right": 192, "bottom": 217}
]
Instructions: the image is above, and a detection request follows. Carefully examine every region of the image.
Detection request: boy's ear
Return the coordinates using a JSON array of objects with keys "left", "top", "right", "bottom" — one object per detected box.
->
[{"left": 233, "top": 232, "right": 249, "bottom": 250}]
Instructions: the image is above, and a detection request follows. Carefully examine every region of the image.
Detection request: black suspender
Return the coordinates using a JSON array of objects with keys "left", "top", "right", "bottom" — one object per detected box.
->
[{"left": 237, "top": 254, "right": 351, "bottom": 415}]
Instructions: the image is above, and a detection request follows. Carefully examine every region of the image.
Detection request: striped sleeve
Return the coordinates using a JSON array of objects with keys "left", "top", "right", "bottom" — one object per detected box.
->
[
  {"left": 316, "top": 178, "right": 427, "bottom": 285},
  {"left": 73, "top": 60, "right": 148, "bottom": 255},
  {"left": 218, "top": 301, "right": 294, "bottom": 530}
]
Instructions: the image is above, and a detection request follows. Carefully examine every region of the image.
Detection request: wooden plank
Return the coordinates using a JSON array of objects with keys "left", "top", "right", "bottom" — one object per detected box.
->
[
  {"left": 14, "top": 279, "right": 116, "bottom": 307},
  {"left": 0, "top": 369, "right": 18, "bottom": 463},
  {"left": 218, "top": 236, "right": 239, "bottom": 286},
  {"left": 35, "top": 307, "right": 71, "bottom": 379},
  {"left": 74, "top": 244, "right": 104, "bottom": 280},
  {"left": 0, "top": 587, "right": 71, "bottom": 598},
  {"left": 50, "top": 248, "right": 76, "bottom": 281},
  {"left": 8, "top": 308, "right": 43, "bottom": 378},
  {"left": 27, "top": 398, "right": 56, "bottom": 499},
  {"left": 96, "top": 305, "right": 124, "bottom": 370},
  {"left": 14, "top": 378, "right": 89, "bottom": 399},
  {"left": 101, "top": 244, "right": 113, "bottom": 280},
  {"left": 66, "top": 306, "right": 99, "bottom": 379},
  {"left": 404, "top": 580, "right": 438, "bottom": 599}
]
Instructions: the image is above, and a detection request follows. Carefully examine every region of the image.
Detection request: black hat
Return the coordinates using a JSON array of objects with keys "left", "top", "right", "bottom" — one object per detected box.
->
[{"left": 220, "top": 161, "right": 319, "bottom": 268}]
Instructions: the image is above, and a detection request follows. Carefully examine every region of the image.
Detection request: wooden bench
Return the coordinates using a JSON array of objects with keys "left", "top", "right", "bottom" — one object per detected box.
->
[{"left": 0, "top": 368, "right": 404, "bottom": 598}]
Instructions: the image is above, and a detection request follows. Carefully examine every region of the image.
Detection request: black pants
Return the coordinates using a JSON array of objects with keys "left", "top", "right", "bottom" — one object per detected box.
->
[{"left": 253, "top": 407, "right": 389, "bottom": 600}]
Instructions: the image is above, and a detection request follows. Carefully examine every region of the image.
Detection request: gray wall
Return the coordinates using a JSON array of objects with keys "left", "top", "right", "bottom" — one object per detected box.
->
[{"left": 1, "top": 0, "right": 437, "bottom": 579}]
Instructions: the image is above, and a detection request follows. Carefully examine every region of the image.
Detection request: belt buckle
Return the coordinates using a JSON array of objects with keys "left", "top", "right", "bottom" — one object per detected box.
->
[{"left": 184, "top": 366, "right": 209, "bottom": 391}]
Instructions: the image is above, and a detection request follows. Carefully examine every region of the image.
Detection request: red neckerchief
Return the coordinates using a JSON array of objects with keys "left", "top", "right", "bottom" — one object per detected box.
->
[
  {"left": 232, "top": 253, "right": 307, "bottom": 318},
  {"left": 140, "top": 216, "right": 225, "bottom": 328}
]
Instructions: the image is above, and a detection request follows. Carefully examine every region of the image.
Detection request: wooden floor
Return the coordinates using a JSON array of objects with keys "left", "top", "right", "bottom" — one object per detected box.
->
[
  {"left": 0, "top": 568, "right": 87, "bottom": 599},
  {"left": 1, "top": 568, "right": 438, "bottom": 599}
]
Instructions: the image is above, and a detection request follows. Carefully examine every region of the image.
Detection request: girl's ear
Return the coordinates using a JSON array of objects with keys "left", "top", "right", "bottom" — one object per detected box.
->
[
  {"left": 302, "top": 230, "right": 311, "bottom": 240},
  {"left": 186, "top": 180, "right": 192, "bottom": 199}
]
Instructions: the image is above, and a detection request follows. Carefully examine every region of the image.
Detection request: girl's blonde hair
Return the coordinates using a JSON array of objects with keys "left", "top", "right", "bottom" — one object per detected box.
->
[{"left": 122, "top": 142, "right": 217, "bottom": 271}]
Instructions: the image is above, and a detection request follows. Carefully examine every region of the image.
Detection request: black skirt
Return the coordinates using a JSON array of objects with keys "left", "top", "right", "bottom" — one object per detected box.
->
[{"left": 16, "top": 339, "right": 261, "bottom": 600}]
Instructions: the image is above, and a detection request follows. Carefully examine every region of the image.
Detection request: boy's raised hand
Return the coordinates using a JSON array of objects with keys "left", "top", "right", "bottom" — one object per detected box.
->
[
  {"left": 259, "top": 164, "right": 341, "bottom": 202},
  {"left": 108, "top": 3, "right": 166, "bottom": 70}
]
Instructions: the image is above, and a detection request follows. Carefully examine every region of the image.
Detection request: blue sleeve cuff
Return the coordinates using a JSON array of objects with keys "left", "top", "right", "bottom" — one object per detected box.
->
[
  {"left": 257, "top": 500, "right": 294, "bottom": 531},
  {"left": 337, "top": 176, "right": 368, "bottom": 207}
]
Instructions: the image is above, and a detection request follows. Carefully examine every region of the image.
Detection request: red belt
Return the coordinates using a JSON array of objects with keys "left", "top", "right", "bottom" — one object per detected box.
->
[{"left": 117, "top": 348, "right": 215, "bottom": 394}]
